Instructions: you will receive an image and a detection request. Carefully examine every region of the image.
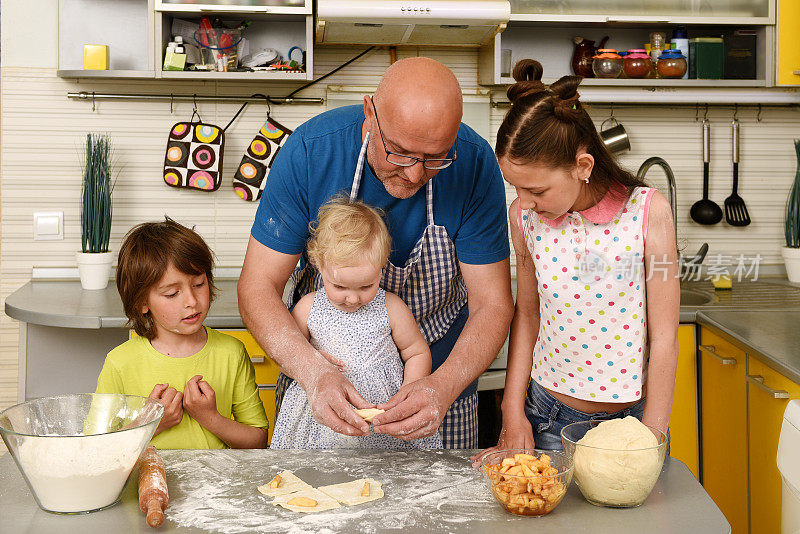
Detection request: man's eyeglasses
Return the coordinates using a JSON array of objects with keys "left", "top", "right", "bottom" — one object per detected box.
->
[{"left": 369, "top": 97, "right": 457, "bottom": 171}]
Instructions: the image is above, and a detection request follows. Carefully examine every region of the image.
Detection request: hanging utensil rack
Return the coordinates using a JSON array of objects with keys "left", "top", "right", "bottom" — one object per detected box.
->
[{"left": 67, "top": 91, "right": 323, "bottom": 111}]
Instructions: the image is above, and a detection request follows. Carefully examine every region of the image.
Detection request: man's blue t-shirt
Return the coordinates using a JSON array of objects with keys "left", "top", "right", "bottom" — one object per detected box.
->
[{"left": 251, "top": 105, "right": 509, "bottom": 269}]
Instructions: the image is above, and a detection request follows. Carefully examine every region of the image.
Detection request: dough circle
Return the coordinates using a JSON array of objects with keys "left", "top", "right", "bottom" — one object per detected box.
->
[
  {"left": 257, "top": 470, "right": 312, "bottom": 497},
  {"left": 318, "top": 478, "right": 384, "bottom": 505},
  {"left": 272, "top": 488, "right": 341, "bottom": 513}
]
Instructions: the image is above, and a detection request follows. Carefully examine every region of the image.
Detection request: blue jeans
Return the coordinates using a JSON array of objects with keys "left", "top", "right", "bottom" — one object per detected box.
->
[{"left": 524, "top": 380, "right": 670, "bottom": 454}]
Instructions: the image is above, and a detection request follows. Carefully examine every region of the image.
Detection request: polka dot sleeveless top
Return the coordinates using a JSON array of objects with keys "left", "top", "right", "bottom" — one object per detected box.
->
[{"left": 519, "top": 187, "right": 656, "bottom": 403}]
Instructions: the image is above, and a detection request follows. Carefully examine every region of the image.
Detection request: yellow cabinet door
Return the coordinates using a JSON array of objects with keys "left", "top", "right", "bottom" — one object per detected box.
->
[
  {"left": 778, "top": 0, "right": 800, "bottom": 85},
  {"left": 218, "top": 329, "right": 280, "bottom": 444},
  {"left": 670, "top": 324, "right": 699, "bottom": 478},
  {"left": 700, "top": 328, "right": 749, "bottom": 534},
  {"left": 747, "top": 356, "right": 800, "bottom": 534}
]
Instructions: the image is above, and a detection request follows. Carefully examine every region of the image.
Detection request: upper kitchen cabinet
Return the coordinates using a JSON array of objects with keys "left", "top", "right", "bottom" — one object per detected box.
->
[
  {"left": 153, "top": 8, "right": 314, "bottom": 80},
  {"left": 508, "top": 0, "right": 773, "bottom": 24},
  {"left": 58, "top": 0, "right": 156, "bottom": 78},
  {"left": 155, "top": 0, "right": 311, "bottom": 15},
  {"left": 776, "top": 0, "right": 800, "bottom": 85}
]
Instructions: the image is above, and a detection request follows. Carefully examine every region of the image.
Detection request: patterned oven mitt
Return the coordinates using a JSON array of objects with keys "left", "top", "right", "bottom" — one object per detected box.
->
[
  {"left": 164, "top": 114, "right": 225, "bottom": 192},
  {"left": 233, "top": 117, "right": 292, "bottom": 201}
]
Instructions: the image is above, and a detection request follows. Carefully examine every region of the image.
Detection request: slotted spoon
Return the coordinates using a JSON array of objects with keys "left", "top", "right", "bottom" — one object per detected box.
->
[{"left": 724, "top": 118, "right": 751, "bottom": 226}]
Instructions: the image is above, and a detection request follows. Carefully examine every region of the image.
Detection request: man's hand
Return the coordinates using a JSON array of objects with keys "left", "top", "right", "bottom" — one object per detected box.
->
[
  {"left": 149, "top": 383, "right": 184, "bottom": 435},
  {"left": 470, "top": 412, "right": 534, "bottom": 465},
  {"left": 182, "top": 375, "right": 220, "bottom": 428},
  {"left": 306, "top": 368, "right": 374, "bottom": 436},
  {"left": 372, "top": 376, "right": 448, "bottom": 441}
]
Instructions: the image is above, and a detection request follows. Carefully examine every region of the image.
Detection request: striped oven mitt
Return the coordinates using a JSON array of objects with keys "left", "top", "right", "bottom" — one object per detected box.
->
[
  {"left": 163, "top": 112, "right": 225, "bottom": 192},
  {"left": 233, "top": 117, "right": 292, "bottom": 201}
]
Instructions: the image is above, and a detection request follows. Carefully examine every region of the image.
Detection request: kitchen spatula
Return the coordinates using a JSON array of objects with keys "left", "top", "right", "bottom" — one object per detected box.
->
[{"left": 724, "top": 118, "right": 751, "bottom": 226}]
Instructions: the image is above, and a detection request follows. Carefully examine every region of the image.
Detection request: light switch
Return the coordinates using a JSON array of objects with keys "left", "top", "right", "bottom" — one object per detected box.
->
[{"left": 34, "top": 212, "right": 63, "bottom": 241}]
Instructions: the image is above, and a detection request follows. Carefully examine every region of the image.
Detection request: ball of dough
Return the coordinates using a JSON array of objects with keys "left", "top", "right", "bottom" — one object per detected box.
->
[{"left": 572, "top": 416, "right": 663, "bottom": 507}]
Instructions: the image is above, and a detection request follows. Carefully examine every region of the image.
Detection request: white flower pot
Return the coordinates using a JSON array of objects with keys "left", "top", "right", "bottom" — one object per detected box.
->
[
  {"left": 782, "top": 247, "right": 800, "bottom": 283},
  {"left": 76, "top": 251, "right": 114, "bottom": 290}
]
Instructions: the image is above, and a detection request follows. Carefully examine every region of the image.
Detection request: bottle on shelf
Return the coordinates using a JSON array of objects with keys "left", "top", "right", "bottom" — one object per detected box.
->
[{"left": 671, "top": 27, "right": 690, "bottom": 80}]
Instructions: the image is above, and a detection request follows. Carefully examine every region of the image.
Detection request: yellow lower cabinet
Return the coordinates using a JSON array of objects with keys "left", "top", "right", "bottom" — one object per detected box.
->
[
  {"left": 259, "top": 388, "right": 276, "bottom": 444},
  {"left": 700, "top": 328, "right": 748, "bottom": 534},
  {"left": 670, "top": 324, "right": 699, "bottom": 478},
  {"left": 747, "top": 357, "right": 800, "bottom": 534},
  {"left": 218, "top": 329, "right": 280, "bottom": 445}
]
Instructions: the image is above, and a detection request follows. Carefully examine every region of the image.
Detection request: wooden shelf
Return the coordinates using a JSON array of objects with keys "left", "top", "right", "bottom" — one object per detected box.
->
[
  {"left": 159, "top": 70, "right": 309, "bottom": 81},
  {"left": 508, "top": 14, "right": 774, "bottom": 25},
  {"left": 494, "top": 76, "right": 766, "bottom": 87}
]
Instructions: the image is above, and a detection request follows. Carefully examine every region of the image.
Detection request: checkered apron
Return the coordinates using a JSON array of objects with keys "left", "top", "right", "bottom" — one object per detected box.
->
[{"left": 277, "top": 132, "right": 477, "bottom": 448}]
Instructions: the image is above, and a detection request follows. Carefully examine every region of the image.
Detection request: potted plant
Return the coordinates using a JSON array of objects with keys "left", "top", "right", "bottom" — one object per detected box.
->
[
  {"left": 783, "top": 140, "right": 800, "bottom": 283},
  {"left": 76, "top": 133, "right": 114, "bottom": 290}
]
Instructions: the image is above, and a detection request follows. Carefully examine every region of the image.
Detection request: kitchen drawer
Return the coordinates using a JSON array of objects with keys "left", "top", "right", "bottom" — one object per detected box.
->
[
  {"left": 218, "top": 329, "right": 281, "bottom": 385},
  {"left": 258, "top": 386, "right": 276, "bottom": 444}
]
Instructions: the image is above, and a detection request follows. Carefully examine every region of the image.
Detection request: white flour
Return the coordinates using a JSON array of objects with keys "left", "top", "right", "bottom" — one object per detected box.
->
[
  {"left": 164, "top": 449, "right": 521, "bottom": 534},
  {"left": 15, "top": 428, "right": 149, "bottom": 513}
]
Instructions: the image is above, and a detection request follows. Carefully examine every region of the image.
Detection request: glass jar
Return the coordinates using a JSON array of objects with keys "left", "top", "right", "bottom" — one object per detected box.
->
[
  {"left": 623, "top": 49, "right": 652, "bottom": 78},
  {"left": 657, "top": 50, "right": 688, "bottom": 79},
  {"left": 592, "top": 49, "right": 623, "bottom": 79}
]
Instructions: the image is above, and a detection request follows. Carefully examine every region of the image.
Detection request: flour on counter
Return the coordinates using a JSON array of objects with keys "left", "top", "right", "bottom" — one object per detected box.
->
[
  {"left": 163, "top": 449, "right": 515, "bottom": 534},
  {"left": 15, "top": 427, "right": 149, "bottom": 513}
]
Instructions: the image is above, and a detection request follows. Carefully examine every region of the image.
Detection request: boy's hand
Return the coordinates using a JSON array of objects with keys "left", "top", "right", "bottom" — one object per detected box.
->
[
  {"left": 182, "top": 375, "right": 220, "bottom": 428},
  {"left": 149, "top": 383, "right": 184, "bottom": 434}
]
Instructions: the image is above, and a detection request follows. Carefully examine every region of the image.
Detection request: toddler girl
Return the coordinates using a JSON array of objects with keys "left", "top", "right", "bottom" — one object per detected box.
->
[
  {"left": 270, "top": 198, "right": 443, "bottom": 449},
  {"left": 479, "top": 60, "right": 679, "bottom": 454},
  {"left": 96, "top": 218, "right": 269, "bottom": 449}
]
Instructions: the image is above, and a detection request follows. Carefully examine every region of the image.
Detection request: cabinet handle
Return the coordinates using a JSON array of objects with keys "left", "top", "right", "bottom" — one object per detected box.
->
[
  {"left": 746, "top": 375, "right": 790, "bottom": 399},
  {"left": 249, "top": 356, "right": 265, "bottom": 364},
  {"left": 793, "top": 70, "right": 800, "bottom": 75},
  {"left": 699, "top": 345, "right": 737, "bottom": 365},
  {"left": 257, "top": 384, "right": 277, "bottom": 391}
]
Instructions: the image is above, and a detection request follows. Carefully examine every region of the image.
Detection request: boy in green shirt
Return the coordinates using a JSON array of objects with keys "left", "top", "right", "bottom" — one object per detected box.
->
[{"left": 96, "top": 218, "right": 269, "bottom": 449}]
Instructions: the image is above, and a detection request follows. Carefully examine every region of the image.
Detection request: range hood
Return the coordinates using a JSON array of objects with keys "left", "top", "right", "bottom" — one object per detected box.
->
[{"left": 316, "top": 0, "right": 510, "bottom": 47}]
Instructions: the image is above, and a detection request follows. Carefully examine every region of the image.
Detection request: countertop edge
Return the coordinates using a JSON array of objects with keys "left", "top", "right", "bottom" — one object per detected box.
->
[
  {"left": 695, "top": 310, "right": 800, "bottom": 385},
  {"left": 5, "top": 301, "right": 102, "bottom": 329}
]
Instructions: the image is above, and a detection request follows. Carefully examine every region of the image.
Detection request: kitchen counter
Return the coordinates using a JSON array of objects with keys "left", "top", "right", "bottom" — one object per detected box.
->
[
  {"left": 695, "top": 310, "right": 800, "bottom": 385},
  {"left": 0, "top": 449, "right": 729, "bottom": 533}
]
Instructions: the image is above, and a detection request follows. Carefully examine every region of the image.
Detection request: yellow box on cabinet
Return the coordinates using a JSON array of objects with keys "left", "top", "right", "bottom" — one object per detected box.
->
[{"left": 83, "top": 44, "right": 109, "bottom": 70}]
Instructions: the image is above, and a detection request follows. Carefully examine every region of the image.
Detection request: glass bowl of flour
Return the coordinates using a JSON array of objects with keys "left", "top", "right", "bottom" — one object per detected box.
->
[
  {"left": 560, "top": 417, "right": 667, "bottom": 508},
  {"left": 0, "top": 393, "right": 163, "bottom": 514}
]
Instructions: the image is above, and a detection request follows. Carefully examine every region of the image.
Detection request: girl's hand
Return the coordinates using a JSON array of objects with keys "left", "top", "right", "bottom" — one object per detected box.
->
[
  {"left": 182, "top": 375, "right": 220, "bottom": 428},
  {"left": 470, "top": 414, "right": 535, "bottom": 465},
  {"left": 149, "top": 383, "right": 184, "bottom": 435}
]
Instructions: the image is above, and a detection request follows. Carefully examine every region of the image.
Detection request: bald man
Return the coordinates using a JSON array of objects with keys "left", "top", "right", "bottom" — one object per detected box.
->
[{"left": 239, "top": 57, "right": 513, "bottom": 449}]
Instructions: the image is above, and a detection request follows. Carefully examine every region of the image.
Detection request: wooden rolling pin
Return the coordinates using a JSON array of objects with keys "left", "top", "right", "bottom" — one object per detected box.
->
[{"left": 138, "top": 445, "right": 169, "bottom": 528}]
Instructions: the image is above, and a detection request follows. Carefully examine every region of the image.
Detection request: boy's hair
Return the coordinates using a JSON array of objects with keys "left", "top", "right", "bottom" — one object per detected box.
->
[
  {"left": 116, "top": 217, "right": 217, "bottom": 339},
  {"left": 306, "top": 197, "right": 391, "bottom": 270},
  {"left": 495, "top": 59, "right": 647, "bottom": 203}
]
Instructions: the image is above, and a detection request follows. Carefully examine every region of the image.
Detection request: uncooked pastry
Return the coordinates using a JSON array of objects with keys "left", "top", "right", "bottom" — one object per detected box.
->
[
  {"left": 354, "top": 408, "right": 384, "bottom": 422},
  {"left": 318, "top": 478, "right": 384, "bottom": 505},
  {"left": 272, "top": 487, "right": 341, "bottom": 513},
  {"left": 257, "top": 470, "right": 312, "bottom": 497},
  {"left": 572, "top": 416, "right": 661, "bottom": 506}
]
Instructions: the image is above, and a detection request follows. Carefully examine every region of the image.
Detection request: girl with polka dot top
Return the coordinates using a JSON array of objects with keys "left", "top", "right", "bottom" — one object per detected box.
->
[{"left": 480, "top": 60, "right": 679, "bottom": 454}]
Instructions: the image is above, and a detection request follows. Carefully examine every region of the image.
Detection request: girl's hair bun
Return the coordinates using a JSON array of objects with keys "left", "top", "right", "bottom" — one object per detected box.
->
[{"left": 507, "top": 59, "right": 549, "bottom": 104}]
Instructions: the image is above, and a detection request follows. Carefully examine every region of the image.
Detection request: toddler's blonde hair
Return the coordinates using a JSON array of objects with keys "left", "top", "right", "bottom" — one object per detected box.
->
[{"left": 307, "top": 197, "right": 391, "bottom": 269}]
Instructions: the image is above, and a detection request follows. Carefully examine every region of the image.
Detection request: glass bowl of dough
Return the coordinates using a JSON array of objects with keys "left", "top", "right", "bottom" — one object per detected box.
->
[
  {"left": 481, "top": 448, "right": 573, "bottom": 516},
  {"left": 0, "top": 393, "right": 163, "bottom": 514},
  {"left": 560, "top": 417, "right": 667, "bottom": 508}
]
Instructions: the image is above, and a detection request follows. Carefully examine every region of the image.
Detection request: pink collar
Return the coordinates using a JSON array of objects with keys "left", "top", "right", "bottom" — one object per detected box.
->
[{"left": 539, "top": 186, "right": 629, "bottom": 228}]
